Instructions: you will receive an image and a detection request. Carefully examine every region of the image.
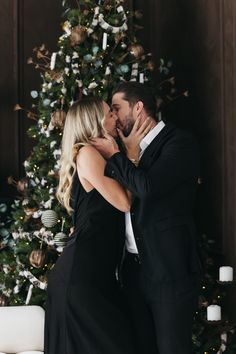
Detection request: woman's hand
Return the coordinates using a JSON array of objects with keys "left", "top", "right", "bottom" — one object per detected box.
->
[
  {"left": 118, "top": 116, "right": 153, "bottom": 160},
  {"left": 90, "top": 133, "right": 120, "bottom": 160}
]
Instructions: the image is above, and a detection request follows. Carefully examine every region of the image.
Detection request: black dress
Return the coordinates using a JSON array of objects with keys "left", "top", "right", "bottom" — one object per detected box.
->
[{"left": 44, "top": 173, "right": 135, "bottom": 354}]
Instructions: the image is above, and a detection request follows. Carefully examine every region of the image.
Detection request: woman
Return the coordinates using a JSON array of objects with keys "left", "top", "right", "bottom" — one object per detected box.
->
[{"left": 44, "top": 96, "right": 150, "bottom": 354}]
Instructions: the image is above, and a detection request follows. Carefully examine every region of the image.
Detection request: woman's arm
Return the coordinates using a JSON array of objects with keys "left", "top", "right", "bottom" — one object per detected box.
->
[{"left": 76, "top": 145, "right": 131, "bottom": 212}]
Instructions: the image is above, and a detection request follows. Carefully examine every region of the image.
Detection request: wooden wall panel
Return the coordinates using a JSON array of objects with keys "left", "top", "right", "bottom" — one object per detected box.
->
[
  {"left": 0, "top": 0, "right": 62, "bottom": 199},
  {"left": 134, "top": 0, "right": 236, "bottom": 317},
  {"left": 0, "top": 0, "right": 19, "bottom": 199},
  {"left": 221, "top": 0, "right": 236, "bottom": 317}
]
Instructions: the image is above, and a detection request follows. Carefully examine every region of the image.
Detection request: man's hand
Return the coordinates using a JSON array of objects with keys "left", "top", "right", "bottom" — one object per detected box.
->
[{"left": 90, "top": 133, "right": 120, "bottom": 159}]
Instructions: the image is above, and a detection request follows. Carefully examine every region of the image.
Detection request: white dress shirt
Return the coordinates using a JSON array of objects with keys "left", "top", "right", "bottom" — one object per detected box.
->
[{"left": 125, "top": 120, "right": 166, "bottom": 253}]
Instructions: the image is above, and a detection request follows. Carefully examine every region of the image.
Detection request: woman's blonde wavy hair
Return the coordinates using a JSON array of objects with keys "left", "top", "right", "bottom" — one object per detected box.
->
[{"left": 57, "top": 96, "right": 104, "bottom": 214}]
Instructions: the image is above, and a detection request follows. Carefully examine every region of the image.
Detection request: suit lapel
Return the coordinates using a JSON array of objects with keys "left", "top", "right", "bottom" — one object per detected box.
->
[{"left": 139, "top": 123, "right": 175, "bottom": 170}]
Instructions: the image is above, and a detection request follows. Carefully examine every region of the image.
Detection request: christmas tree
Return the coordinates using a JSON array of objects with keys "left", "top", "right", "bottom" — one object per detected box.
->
[{"left": 0, "top": 0, "right": 165, "bottom": 307}]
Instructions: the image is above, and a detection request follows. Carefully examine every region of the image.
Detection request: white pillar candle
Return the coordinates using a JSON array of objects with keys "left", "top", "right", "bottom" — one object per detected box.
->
[
  {"left": 102, "top": 33, "right": 108, "bottom": 50},
  {"left": 207, "top": 304, "right": 221, "bottom": 321},
  {"left": 139, "top": 73, "right": 144, "bottom": 83},
  {"left": 219, "top": 266, "right": 233, "bottom": 281},
  {"left": 25, "top": 284, "right": 33, "bottom": 305}
]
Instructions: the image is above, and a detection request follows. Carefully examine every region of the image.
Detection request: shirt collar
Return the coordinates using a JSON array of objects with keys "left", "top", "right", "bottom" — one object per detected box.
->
[{"left": 139, "top": 120, "right": 165, "bottom": 154}]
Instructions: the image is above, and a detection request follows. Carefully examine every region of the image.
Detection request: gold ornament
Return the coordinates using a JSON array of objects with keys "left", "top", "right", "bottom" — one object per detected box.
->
[
  {"left": 51, "top": 110, "right": 67, "bottom": 129},
  {"left": 83, "top": 9, "right": 90, "bottom": 16},
  {"left": 48, "top": 70, "right": 63, "bottom": 82},
  {"left": 0, "top": 293, "right": 9, "bottom": 306},
  {"left": 147, "top": 61, "right": 155, "bottom": 71},
  {"left": 129, "top": 44, "right": 144, "bottom": 59},
  {"left": 29, "top": 249, "right": 46, "bottom": 268},
  {"left": 17, "top": 177, "right": 29, "bottom": 193},
  {"left": 70, "top": 26, "right": 87, "bottom": 47}
]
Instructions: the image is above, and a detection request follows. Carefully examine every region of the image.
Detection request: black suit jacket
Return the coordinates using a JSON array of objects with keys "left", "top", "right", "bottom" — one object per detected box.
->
[{"left": 105, "top": 123, "right": 202, "bottom": 298}]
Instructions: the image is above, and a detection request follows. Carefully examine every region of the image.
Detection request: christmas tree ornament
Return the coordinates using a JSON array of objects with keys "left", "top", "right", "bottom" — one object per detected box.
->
[
  {"left": 0, "top": 203, "right": 7, "bottom": 213},
  {"left": 129, "top": 44, "right": 144, "bottom": 59},
  {"left": 83, "top": 54, "right": 93, "bottom": 62},
  {"left": 51, "top": 110, "right": 67, "bottom": 129},
  {"left": 54, "top": 232, "right": 68, "bottom": 247},
  {"left": 0, "top": 293, "right": 9, "bottom": 306},
  {"left": 43, "top": 98, "right": 51, "bottom": 106},
  {"left": 120, "top": 64, "right": 129, "bottom": 73},
  {"left": 92, "top": 46, "right": 99, "bottom": 55},
  {"left": 24, "top": 207, "right": 37, "bottom": 216},
  {"left": 29, "top": 249, "right": 46, "bottom": 268},
  {"left": 41, "top": 210, "right": 58, "bottom": 228},
  {"left": 16, "top": 177, "right": 29, "bottom": 192},
  {"left": 70, "top": 26, "right": 87, "bottom": 47},
  {"left": 30, "top": 90, "right": 38, "bottom": 98},
  {"left": 147, "top": 60, "right": 155, "bottom": 71}
]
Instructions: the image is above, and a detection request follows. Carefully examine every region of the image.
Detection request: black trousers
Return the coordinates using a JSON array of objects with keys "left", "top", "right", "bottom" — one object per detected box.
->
[{"left": 121, "top": 252, "right": 199, "bottom": 354}]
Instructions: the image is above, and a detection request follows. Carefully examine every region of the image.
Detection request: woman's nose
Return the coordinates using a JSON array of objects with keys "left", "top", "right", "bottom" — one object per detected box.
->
[{"left": 112, "top": 112, "right": 118, "bottom": 120}]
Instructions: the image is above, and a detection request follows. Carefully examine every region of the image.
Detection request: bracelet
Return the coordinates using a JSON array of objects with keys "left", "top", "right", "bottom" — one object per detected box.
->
[{"left": 129, "top": 158, "right": 139, "bottom": 167}]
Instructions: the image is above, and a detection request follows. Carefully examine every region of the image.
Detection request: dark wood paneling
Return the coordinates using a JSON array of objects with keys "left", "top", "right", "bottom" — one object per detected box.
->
[
  {"left": 134, "top": 0, "right": 236, "bottom": 317},
  {"left": 135, "top": 0, "right": 224, "bottom": 241},
  {"left": 0, "top": 0, "right": 62, "bottom": 199},
  {"left": 221, "top": 0, "right": 236, "bottom": 318},
  {"left": 0, "top": 0, "right": 19, "bottom": 199}
]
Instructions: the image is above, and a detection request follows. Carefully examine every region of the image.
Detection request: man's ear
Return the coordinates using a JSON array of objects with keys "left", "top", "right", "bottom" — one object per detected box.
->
[{"left": 135, "top": 101, "right": 144, "bottom": 115}]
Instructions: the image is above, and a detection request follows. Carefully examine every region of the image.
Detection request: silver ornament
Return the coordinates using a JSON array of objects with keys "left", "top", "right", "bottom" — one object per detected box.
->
[
  {"left": 41, "top": 210, "right": 58, "bottom": 228},
  {"left": 54, "top": 232, "right": 68, "bottom": 247}
]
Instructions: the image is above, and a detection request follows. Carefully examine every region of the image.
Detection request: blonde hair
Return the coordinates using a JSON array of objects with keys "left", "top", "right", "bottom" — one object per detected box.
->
[{"left": 57, "top": 97, "right": 104, "bottom": 214}]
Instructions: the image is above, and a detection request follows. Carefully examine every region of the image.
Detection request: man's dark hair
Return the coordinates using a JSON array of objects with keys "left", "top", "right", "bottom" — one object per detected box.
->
[{"left": 112, "top": 82, "right": 157, "bottom": 121}]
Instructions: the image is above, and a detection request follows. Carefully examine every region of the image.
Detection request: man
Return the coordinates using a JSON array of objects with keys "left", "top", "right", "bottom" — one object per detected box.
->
[{"left": 92, "top": 82, "right": 202, "bottom": 354}]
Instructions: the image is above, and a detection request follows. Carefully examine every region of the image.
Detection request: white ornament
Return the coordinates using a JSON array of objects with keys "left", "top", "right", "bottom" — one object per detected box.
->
[
  {"left": 41, "top": 210, "right": 58, "bottom": 228},
  {"left": 61, "top": 87, "right": 67, "bottom": 95},
  {"left": 54, "top": 232, "right": 68, "bottom": 247}
]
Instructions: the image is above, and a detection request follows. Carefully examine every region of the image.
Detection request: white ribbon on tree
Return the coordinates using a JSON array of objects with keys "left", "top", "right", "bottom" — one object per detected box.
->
[
  {"left": 87, "top": 4, "right": 127, "bottom": 35},
  {"left": 19, "top": 269, "right": 47, "bottom": 290},
  {"left": 130, "top": 63, "right": 139, "bottom": 81}
]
